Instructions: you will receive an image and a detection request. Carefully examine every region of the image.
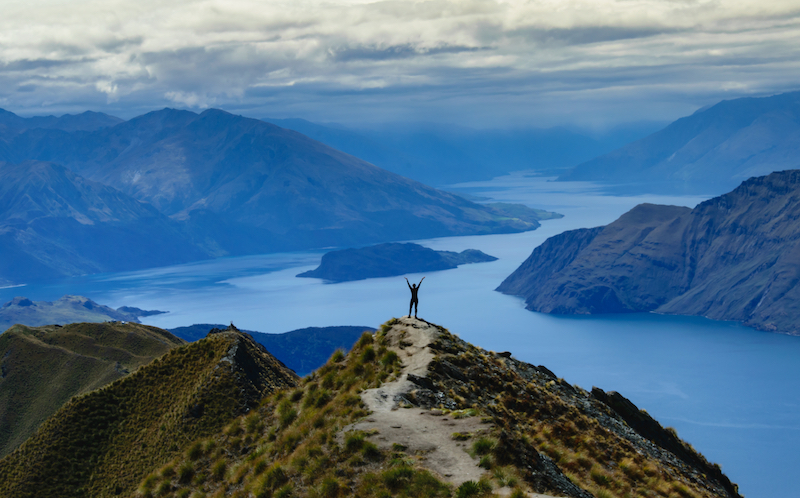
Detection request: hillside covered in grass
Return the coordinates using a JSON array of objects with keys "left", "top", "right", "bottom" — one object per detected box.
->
[
  {"left": 137, "top": 318, "right": 741, "bottom": 498},
  {"left": 0, "top": 321, "right": 183, "bottom": 458},
  {"left": 0, "top": 325, "right": 298, "bottom": 498}
]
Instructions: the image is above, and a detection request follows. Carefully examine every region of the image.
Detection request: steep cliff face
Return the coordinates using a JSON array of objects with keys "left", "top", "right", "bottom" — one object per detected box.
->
[{"left": 498, "top": 170, "right": 800, "bottom": 334}]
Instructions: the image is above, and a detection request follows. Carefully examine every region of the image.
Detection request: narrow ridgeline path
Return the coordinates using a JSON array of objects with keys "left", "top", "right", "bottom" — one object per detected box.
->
[{"left": 344, "top": 316, "right": 555, "bottom": 497}]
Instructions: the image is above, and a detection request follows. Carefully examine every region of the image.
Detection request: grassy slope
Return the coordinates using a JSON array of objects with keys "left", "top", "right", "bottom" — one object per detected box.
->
[
  {"left": 138, "top": 325, "right": 452, "bottom": 498},
  {"left": 0, "top": 328, "right": 298, "bottom": 498},
  {"left": 0, "top": 322, "right": 184, "bottom": 457},
  {"left": 139, "top": 319, "right": 739, "bottom": 498},
  {"left": 424, "top": 328, "right": 740, "bottom": 498}
]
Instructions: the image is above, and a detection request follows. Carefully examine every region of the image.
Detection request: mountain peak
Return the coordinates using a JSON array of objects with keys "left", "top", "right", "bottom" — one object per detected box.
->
[
  {"left": 0, "top": 325, "right": 298, "bottom": 497},
  {"left": 129, "top": 317, "right": 739, "bottom": 498},
  {"left": 559, "top": 90, "right": 800, "bottom": 195}
]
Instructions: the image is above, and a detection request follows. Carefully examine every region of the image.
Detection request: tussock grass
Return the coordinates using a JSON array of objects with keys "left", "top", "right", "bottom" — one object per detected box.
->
[
  {"left": 0, "top": 322, "right": 183, "bottom": 458},
  {"left": 423, "top": 327, "right": 735, "bottom": 498},
  {"left": 137, "top": 322, "right": 456, "bottom": 498},
  {"left": 0, "top": 330, "right": 296, "bottom": 498}
]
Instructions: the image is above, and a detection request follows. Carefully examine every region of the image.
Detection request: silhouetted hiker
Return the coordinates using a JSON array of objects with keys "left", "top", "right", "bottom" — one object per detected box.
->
[{"left": 406, "top": 277, "right": 424, "bottom": 318}]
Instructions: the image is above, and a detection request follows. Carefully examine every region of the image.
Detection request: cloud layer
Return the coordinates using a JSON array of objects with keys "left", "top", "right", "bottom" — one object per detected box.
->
[{"left": 2, "top": 0, "right": 800, "bottom": 127}]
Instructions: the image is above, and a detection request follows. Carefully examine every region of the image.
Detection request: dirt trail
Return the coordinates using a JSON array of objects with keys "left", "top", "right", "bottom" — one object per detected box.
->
[
  {"left": 343, "top": 317, "right": 556, "bottom": 498},
  {"left": 346, "top": 316, "right": 489, "bottom": 485}
]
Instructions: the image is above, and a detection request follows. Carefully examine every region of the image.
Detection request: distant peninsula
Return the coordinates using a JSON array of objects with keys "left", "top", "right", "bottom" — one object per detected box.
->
[
  {"left": 497, "top": 170, "right": 800, "bottom": 335},
  {"left": 297, "top": 242, "right": 498, "bottom": 282},
  {"left": 0, "top": 295, "right": 166, "bottom": 332}
]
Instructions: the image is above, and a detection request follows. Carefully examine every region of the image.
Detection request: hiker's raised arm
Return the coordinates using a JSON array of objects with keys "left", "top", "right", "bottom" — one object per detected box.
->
[
  {"left": 405, "top": 277, "right": 412, "bottom": 289},
  {"left": 418, "top": 277, "right": 425, "bottom": 287}
]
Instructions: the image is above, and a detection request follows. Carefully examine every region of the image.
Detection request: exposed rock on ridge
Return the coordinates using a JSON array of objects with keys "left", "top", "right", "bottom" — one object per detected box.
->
[
  {"left": 498, "top": 170, "right": 800, "bottom": 334},
  {"left": 351, "top": 317, "right": 739, "bottom": 498},
  {"left": 419, "top": 321, "right": 740, "bottom": 498}
]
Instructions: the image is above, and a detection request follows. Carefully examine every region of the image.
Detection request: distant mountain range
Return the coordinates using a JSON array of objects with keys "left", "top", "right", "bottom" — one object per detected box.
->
[
  {"left": 0, "top": 109, "right": 122, "bottom": 133},
  {"left": 498, "top": 170, "right": 800, "bottom": 334},
  {"left": 0, "top": 160, "right": 208, "bottom": 284},
  {"left": 264, "top": 118, "right": 664, "bottom": 186},
  {"left": 0, "top": 108, "right": 552, "bottom": 283},
  {"left": 560, "top": 91, "right": 800, "bottom": 195},
  {"left": 0, "top": 295, "right": 165, "bottom": 332}
]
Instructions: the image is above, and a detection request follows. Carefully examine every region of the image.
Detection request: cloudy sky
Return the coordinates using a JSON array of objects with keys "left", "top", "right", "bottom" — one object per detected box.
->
[{"left": 1, "top": 0, "right": 799, "bottom": 128}]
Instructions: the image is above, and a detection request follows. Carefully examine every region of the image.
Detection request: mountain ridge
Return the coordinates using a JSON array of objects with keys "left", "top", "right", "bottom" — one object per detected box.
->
[
  {"left": 0, "top": 324, "right": 298, "bottom": 497},
  {"left": 559, "top": 91, "right": 800, "bottom": 194},
  {"left": 498, "top": 169, "right": 800, "bottom": 334},
  {"left": 0, "top": 321, "right": 184, "bottom": 458},
  {"left": 0, "top": 109, "right": 548, "bottom": 280},
  {"left": 135, "top": 317, "right": 741, "bottom": 498}
]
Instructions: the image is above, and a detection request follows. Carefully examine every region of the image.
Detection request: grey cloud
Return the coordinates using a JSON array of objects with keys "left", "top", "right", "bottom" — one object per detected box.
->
[
  {"left": 330, "top": 44, "right": 484, "bottom": 62},
  {"left": 96, "top": 36, "right": 145, "bottom": 53},
  {"left": 1, "top": 0, "right": 799, "bottom": 129},
  {"left": 511, "top": 25, "right": 682, "bottom": 46},
  {"left": 1, "top": 58, "right": 90, "bottom": 72}
]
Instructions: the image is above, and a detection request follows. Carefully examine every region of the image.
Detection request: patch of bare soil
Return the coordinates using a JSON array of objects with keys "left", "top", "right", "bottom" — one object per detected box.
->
[{"left": 343, "top": 316, "right": 558, "bottom": 498}]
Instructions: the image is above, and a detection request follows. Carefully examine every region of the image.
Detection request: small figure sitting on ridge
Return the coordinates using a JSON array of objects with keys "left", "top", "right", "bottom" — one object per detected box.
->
[{"left": 405, "top": 276, "right": 424, "bottom": 318}]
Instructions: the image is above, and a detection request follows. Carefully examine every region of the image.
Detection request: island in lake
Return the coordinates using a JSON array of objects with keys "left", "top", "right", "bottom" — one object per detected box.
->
[{"left": 297, "top": 242, "right": 498, "bottom": 282}]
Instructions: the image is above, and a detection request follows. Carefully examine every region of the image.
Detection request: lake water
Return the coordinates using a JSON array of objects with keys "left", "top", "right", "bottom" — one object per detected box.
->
[{"left": 2, "top": 174, "right": 796, "bottom": 497}]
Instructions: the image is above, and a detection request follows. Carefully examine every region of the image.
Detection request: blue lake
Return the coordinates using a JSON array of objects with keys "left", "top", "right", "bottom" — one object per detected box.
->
[{"left": 2, "top": 174, "right": 796, "bottom": 497}]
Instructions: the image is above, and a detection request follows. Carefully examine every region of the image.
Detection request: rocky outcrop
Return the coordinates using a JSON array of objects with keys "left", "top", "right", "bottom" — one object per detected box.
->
[
  {"left": 297, "top": 242, "right": 498, "bottom": 282},
  {"left": 590, "top": 387, "right": 739, "bottom": 498},
  {"left": 498, "top": 170, "right": 800, "bottom": 334},
  {"left": 420, "top": 324, "right": 741, "bottom": 498}
]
